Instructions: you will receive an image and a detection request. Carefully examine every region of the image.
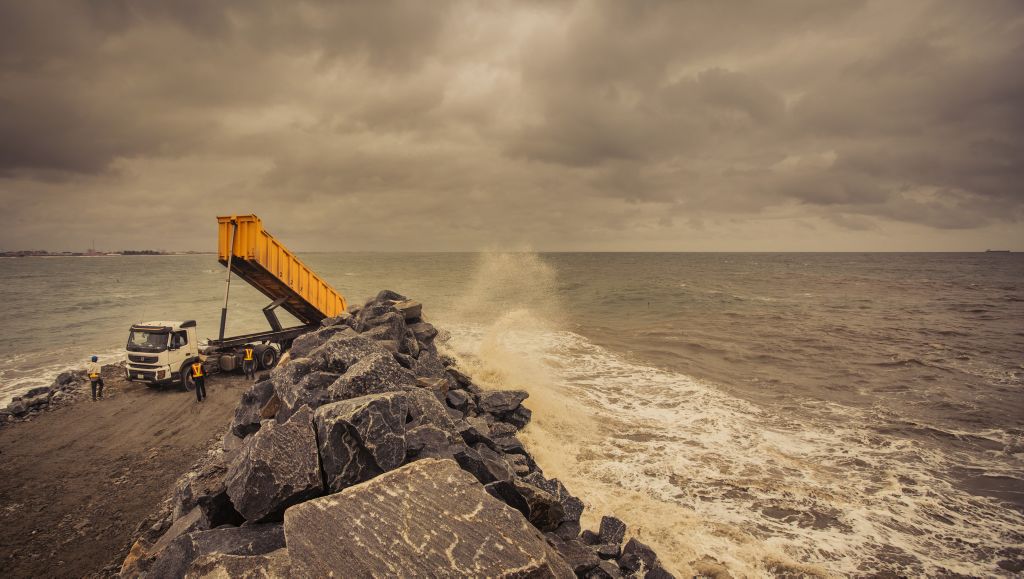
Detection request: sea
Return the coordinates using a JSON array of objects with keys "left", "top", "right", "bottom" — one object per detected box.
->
[{"left": 1, "top": 252, "right": 1022, "bottom": 576}]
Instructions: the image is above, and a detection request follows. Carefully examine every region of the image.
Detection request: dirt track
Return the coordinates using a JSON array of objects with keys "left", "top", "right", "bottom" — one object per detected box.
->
[{"left": 0, "top": 369, "right": 251, "bottom": 578}]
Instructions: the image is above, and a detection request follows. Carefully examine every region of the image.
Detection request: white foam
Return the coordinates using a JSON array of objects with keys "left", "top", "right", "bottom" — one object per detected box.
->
[{"left": 442, "top": 318, "right": 1024, "bottom": 577}]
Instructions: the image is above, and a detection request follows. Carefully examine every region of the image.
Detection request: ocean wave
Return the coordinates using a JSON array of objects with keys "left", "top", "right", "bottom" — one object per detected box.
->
[{"left": 442, "top": 318, "right": 1024, "bottom": 577}]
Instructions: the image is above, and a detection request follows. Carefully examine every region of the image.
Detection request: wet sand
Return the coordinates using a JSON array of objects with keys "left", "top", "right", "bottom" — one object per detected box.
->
[{"left": 0, "top": 370, "right": 251, "bottom": 578}]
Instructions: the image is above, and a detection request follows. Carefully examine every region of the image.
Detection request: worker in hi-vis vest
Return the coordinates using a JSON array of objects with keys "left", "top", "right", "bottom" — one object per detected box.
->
[
  {"left": 242, "top": 345, "right": 256, "bottom": 381},
  {"left": 191, "top": 358, "right": 207, "bottom": 403},
  {"left": 87, "top": 355, "right": 104, "bottom": 401}
]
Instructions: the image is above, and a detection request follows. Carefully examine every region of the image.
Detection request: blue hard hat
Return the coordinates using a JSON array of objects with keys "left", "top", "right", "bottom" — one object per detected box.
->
[{"left": 91, "top": 355, "right": 98, "bottom": 362}]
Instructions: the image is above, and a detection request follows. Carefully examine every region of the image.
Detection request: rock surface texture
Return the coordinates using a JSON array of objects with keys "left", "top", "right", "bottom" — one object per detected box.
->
[
  {"left": 285, "top": 458, "right": 573, "bottom": 578},
  {"left": 122, "top": 290, "right": 676, "bottom": 578}
]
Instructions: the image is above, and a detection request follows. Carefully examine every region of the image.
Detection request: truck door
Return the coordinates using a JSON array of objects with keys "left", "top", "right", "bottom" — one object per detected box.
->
[{"left": 170, "top": 330, "right": 190, "bottom": 365}]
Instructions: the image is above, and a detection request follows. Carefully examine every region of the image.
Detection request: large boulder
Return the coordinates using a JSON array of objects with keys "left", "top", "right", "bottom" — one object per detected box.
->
[
  {"left": 360, "top": 311, "right": 408, "bottom": 343},
  {"left": 306, "top": 332, "right": 387, "bottom": 374},
  {"left": 484, "top": 479, "right": 565, "bottom": 532},
  {"left": 411, "top": 351, "right": 447, "bottom": 380},
  {"left": 392, "top": 299, "right": 423, "bottom": 321},
  {"left": 230, "top": 379, "right": 276, "bottom": 438},
  {"left": 523, "top": 473, "right": 585, "bottom": 532},
  {"left": 284, "top": 458, "right": 573, "bottom": 578},
  {"left": 454, "top": 443, "right": 515, "bottom": 485},
  {"left": 327, "top": 351, "right": 414, "bottom": 401},
  {"left": 274, "top": 371, "right": 339, "bottom": 420},
  {"left": 224, "top": 407, "right": 323, "bottom": 522},
  {"left": 478, "top": 389, "right": 530, "bottom": 415},
  {"left": 184, "top": 548, "right": 290, "bottom": 579},
  {"left": 143, "top": 524, "right": 285, "bottom": 579},
  {"left": 313, "top": 392, "right": 409, "bottom": 492},
  {"left": 289, "top": 325, "right": 355, "bottom": 360},
  {"left": 618, "top": 538, "right": 674, "bottom": 578},
  {"left": 170, "top": 453, "right": 243, "bottom": 528}
]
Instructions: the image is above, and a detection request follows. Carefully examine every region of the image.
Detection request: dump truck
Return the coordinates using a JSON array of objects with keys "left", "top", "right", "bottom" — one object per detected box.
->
[{"left": 124, "top": 214, "right": 347, "bottom": 390}]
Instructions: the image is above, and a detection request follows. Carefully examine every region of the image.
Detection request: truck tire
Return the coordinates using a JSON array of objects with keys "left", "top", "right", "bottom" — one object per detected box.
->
[
  {"left": 258, "top": 347, "right": 278, "bottom": 371},
  {"left": 180, "top": 364, "right": 196, "bottom": 392}
]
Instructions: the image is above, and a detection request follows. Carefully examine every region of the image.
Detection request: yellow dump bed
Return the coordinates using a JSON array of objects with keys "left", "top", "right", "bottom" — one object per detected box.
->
[{"left": 217, "top": 215, "right": 347, "bottom": 324}]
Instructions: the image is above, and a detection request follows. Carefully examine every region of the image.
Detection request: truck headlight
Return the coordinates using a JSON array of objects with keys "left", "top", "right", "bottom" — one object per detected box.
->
[{"left": 157, "top": 370, "right": 167, "bottom": 379}]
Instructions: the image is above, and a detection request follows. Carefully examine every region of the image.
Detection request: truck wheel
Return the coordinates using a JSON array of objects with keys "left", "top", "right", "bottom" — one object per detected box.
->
[
  {"left": 180, "top": 367, "right": 195, "bottom": 392},
  {"left": 259, "top": 347, "right": 278, "bottom": 371}
]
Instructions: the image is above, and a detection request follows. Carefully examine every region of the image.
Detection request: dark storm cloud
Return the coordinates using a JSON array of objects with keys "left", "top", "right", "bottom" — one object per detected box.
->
[{"left": 0, "top": 0, "right": 1021, "bottom": 251}]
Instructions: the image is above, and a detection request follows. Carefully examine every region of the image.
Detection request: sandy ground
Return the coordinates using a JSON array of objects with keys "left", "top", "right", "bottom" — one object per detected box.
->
[{"left": 0, "top": 369, "right": 252, "bottom": 578}]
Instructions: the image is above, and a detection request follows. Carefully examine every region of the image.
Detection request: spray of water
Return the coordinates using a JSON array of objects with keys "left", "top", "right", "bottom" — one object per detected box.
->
[{"left": 437, "top": 252, "right": 820, "bottom": 576}]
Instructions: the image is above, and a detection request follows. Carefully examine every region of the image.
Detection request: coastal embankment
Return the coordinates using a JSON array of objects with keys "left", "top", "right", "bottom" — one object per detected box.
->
[{"left": 117, "top": 290, "right": 676, "bottom": 577}]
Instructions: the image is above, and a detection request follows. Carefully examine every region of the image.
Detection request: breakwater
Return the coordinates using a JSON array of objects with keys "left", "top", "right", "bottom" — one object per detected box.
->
[{"left": 119, "top": 290, "right": 674, "bottom": 578}]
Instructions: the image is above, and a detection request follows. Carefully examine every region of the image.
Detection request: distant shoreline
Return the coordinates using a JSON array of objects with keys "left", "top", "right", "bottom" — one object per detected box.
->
[{"left": 0, "top": 252, "right": 216, "bottom": 258}]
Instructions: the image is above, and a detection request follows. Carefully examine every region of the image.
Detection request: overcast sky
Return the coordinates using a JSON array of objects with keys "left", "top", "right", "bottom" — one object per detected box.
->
[{"left": 1, "top": 1, "right": 1021, "bottom": 252}]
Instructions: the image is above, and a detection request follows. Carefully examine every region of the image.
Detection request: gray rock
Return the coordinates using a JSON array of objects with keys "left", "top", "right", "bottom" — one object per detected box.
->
[
  {"left": 595, "top": 542, "right": 620, "bottom": 560},
  {"left": 405, "top": 388, "right": 457, "bottom": 432},
  {"left": 289, "top": 325, "right": 354, "bottom": 359},
  {"left": 184, "top": 548, "right": 290, "bottom": 579},
  {"left": 454, "top": 444, "right": 514, "bottom": 485},
  {"left": 411, "top": 351, "right": 447, "bottom": 379},
  {"left": 145, "top": 524, "right": 285, "bottom": 579},
  {"left": 408, "top": 321, "right": 438, "bottom": 343},
  {"left": 504, "top": 405, "right": 534, "bottom": 430},
  {"left": 313, "top": 392, "right": 409, "bottom": 492},
  {"left": 404, "top": 424, "right": 459, "bottom": 460},
  {"left": 224, "top": 407, "right": 323, "bottom": 522},
  {"left": 599, "top": 515, "right": 627, "bottom": 546},
  {"left": 392, "top": 299, "right": 423, "bottom": 321},
  {"left": 320, "top": 311, "right": 354, "bottom": 327},
  {"left": 231, "top": 380, "right": 276, "bottom": 438},
  {"left": 7, "top": 399, "right": 28, "bottom": 416},
  {"left": 364, "top": 311, "right": 408, "bottom": 342},
  {"left": 546, "top": 534, "right": 601, "bottom": 576},
  {"left": 171, "top": 454, "right": 243, "bottom": 528},
  {"left": 306, "top": 332, "right": 387, "bottom": 374},
  {"left": 151, "top": 507, "right": 210, "bottom": 556},
  {"left": 401, "top": 329, "right": 421, "bottom": 357},
  {"left": 619, "top": 538, "right": 672, "bottom": 577},
  {"left": 459, "top": 416, "right": 496, "bottom": 449},
  {"left": 587, "top": 559, "right": 624, "bottom": 578},
  {"left": 506, "top": 453, "right": 531, "bottom": 476},
  {"left": 446, "top": 389, "right": 470, "bottom": 410},
  {"left": 484, "top": 479, "right": 565, "bottom": 532},
  {"left": 445, "top": 367, "right": 474, "bottom": 387},
  {"left": 327, "top": 351, "right": 414, "bottom": 401},
  {"left": 24, "top": 385, "right": 52, "bottom": 398},
  {"left": 274, "top": 371, "right": 339, "bottom": 421},
  {"left": 55, "top": 370, "right": 81, "bottom": 386},
  {"left": 283, "top": 458, "right": 572, "bottom": 578},
  {"left": 523, "top": 472, "right": 585, "bottom": 526},
  {"left": 494, "top": 434, "right": 527, "bottom": 455},
  {"left": 478, "top": 389, "right": 530, "bottom": 414}
]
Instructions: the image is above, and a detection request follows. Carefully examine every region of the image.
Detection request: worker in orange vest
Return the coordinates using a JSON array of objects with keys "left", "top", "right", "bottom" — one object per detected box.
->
[
  {"left": 191, "top": 358, "right": 207, "bottom": 402},
  {"left": 242, "top": 345, "right": 256, "bottom": 381},
  {"left": 87, "top": 355, "right": 104, "bottom": 401}
]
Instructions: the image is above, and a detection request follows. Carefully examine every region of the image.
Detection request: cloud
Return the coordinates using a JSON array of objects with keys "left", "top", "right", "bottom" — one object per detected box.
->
[{"left": 0, "top": 0, "right": 1021, "bottom": 250}]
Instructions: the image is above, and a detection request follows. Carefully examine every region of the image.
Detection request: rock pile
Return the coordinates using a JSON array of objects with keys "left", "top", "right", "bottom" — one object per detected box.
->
[
  {"left": 121, "top": 291, "right": 674, "bottom": 578},
  {"left": 0, "top": 367, "right": 100, "bottom": 425}
]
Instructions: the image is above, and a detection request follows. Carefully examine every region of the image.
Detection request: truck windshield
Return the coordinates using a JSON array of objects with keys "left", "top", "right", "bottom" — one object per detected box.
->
[{"left": 127, "top": 330, "right": 169, "bottom": 352}]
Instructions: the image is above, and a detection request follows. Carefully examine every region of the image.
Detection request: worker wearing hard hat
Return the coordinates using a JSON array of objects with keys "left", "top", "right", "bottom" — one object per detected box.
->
[
  {"left": 87, "top": 355, "right": 104, "bottom": 401},
  {"left": 242, "top": 345, "right": 256, "bottom": 381},
  {"left": 191, "top": 357, "right": 207, "bottom": 403}
]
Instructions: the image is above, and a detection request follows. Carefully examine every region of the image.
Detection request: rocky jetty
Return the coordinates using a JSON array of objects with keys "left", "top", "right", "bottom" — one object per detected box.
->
[
  {"left": 120, "top": 291, "right": 675, "bottom": 578},
  {"left": 0, "top": 365, "right": 118, "bottom": 425}
]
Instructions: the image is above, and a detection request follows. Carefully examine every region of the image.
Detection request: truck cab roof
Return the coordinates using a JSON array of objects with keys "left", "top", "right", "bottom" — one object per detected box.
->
[{"left": 131, "top": 320, "right": 196, "bottom": 331}]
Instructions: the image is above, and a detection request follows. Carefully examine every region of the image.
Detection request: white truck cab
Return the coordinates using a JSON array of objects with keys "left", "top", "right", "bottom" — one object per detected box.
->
[{"left": 125, "top": 320, "right": 200, "bottom": 389}]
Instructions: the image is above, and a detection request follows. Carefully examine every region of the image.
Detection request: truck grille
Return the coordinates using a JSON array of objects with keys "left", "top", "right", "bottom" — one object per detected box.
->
[
  {"left": 129, "top": 354, "right": 158, "bottom": 364},
  {"left": 130, "top": 370, "right": 157, "bottom": 381}
]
